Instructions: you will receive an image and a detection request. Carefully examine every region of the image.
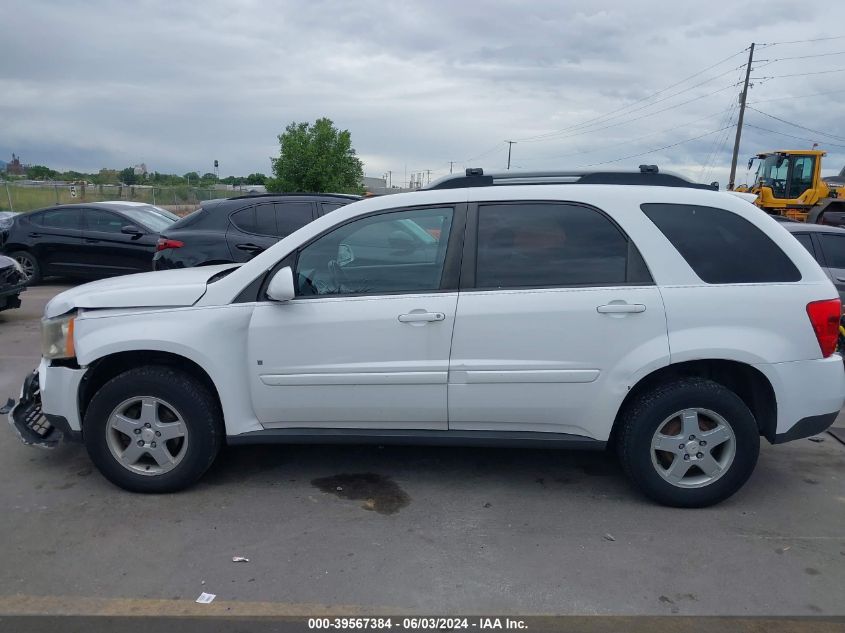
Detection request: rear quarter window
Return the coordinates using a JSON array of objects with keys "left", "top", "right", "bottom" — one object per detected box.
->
[{"left": 641, "top": 203, "right": 801, "bottom": 283}]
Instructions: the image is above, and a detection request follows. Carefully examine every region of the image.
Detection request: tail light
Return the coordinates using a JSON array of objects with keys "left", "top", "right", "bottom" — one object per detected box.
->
[
  {"left": 806, "top": 299, "right": 841, "bottom": 357},
  {"left": 156, "top": 238, "right": 184, "bottom": 252}
]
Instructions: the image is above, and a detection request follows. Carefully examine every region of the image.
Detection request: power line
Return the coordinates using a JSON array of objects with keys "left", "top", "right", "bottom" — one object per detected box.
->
[
  {"left": 754, "top": 67, "right": 845, "bottom": 80},
  {"left": 744, "top": 123, "right": 845, "bottom": 149},
  {"left": 514, "top": 49, "right": 749, "bottom": 143},
  {"left": 700, "top": 101, "right": 739, "bottom": 181},
  {"left": 748, "top": 88, "right": 845, "bottom": 104},
  {"left": 516, "top": 81, "right": 739, "bottom": 150},
  {"left": 753, "top": 50, "right": 845, "bottom": 69},
  {"left": 462, "top": 142, "right": 506, "bottom": 164},
  {"left": 704, "top": 110, "right": 739, "bottom": 183},
  {"left": 746, "top": 106, "right": 845, "bottom": 142},
  {"left": 520, "top": 65, "right": 745, "bottom": 144},
  {"left": 759, "top": 35, "right": 845, "bottom": 47},
  {"left": 519, "top": 105, "right": 734, "bottom": 165},
  {"left": 578, "top": 125, "right": 733, "bottom": 168}
]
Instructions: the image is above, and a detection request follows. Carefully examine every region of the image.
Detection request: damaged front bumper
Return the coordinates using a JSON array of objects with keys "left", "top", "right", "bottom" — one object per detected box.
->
[{"left": 6, "top": 370, "right": 63, "bottom": 448}]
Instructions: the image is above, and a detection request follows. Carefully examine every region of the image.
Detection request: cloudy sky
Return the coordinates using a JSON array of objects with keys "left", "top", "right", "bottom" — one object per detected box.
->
[{"left": 2, "top": 0, "right": 845, "bottom": 187}]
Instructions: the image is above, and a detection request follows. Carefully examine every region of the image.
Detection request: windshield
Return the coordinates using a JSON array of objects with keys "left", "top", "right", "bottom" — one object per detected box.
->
[
  {"left": 119, "top": 206, "right": 178, "bottom": 232},
  {"left": 755, "top": 155, "right": 790, "bottom": 198}
]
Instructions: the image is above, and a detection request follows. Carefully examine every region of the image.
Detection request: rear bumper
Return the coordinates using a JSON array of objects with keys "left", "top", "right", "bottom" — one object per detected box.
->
[
  {"left": 773, "top": 411, "right": 838, "bottom": 444},
  {"left": 755, "top": 355, "right": 845, "bottom": 443}
]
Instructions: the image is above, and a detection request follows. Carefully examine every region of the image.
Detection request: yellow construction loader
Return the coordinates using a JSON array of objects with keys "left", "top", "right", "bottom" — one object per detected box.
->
[{"left": 735, "top": 149, "right": 845, "bottom": 225}]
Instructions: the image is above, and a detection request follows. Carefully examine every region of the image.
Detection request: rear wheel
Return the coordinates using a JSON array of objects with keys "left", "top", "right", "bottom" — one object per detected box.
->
[
  {"left": 618, "top": 378, "right": 760, "bottom": 507},
  {"left": 83, "top": 366, "right": 223, "bottom": 493},
  {"left": 10, "top": 251, "right": 41, "bottom": 285}
]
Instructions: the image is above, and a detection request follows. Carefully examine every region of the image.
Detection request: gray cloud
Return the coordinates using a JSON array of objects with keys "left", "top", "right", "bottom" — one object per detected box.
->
[{"left": 1, "top": 0, "right": 844, "bottom": 187}]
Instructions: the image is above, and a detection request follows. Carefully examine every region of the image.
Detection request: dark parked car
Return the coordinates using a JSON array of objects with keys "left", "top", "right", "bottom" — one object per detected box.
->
[
  {"left": 152, "top": 193, "right": 360, "bottom": 270},
  {"left": 0, "top": 254, "right": 26, "bottom": 312},
  {"left": 783, "top": 221, "right": 845, "bottom": 302},
  {"left": 0, "top": 202, "right": 178, "bottom": 284}
]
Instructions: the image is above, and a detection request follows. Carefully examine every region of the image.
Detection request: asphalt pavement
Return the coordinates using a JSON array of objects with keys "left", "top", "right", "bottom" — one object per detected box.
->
[{"left": 0, "top": 283, "right": 844, "bottom": 616}]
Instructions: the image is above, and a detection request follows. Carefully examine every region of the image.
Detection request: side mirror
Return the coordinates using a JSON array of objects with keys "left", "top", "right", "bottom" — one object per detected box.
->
[
  {"left": 266, "top": 266, "right": 295, "bottom": 302},
  {"left": 121, "top": 224, "right": 143, "bottom": 236}
]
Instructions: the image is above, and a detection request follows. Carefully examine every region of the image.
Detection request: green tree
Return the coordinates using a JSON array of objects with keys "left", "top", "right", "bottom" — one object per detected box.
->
[
  {"left": 201, "top": 172, "right": 218, "bottom": 182},
  {"left": 119, "top": 167, "right": 137, "bottom": 185},
  {"left": 246, "top": 172, "right": 267, "bottom": 185},
  {"left": 183, "top": 172, "right": 200, "bottom": 185},
  {"left": 27, "top": 165, "right": 58, "bottom": 180},
  {"left": 267, "top": 118, "right": 363, "bottom": 194}
]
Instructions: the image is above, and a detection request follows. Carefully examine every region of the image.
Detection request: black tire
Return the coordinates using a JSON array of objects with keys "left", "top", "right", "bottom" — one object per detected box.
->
[
  {"left": 83, "top": 366, "right": 223, "bottom": 493},
  {"left": 10, "top": 250, "right": 41, "bottom": 285},
  {"left": 617, "top": 378, "right": 760, "bottom": 508}
]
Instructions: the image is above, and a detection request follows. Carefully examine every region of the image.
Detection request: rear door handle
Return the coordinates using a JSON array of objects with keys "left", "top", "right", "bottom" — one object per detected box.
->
[
  {"left": 28, "top": 232, "right": 42, "bottom": 238},
  {"left": 236, "top": 243, "right": 264, "bottom": 253},
  {"left": 597, "top": 303, "right": 646, "bottom": 314},
  {"left": 398, "top": 312, "right": 445, "bottom": 323},
  {"left": 85, "top": 238, "right": 100, "bottom": 243},
  {"left": 836, "top": 277, "right": 845, "bottom": 283}
]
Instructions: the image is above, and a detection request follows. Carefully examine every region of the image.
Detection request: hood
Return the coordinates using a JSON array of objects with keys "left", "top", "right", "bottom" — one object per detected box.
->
[{"left": 45, "top": 264, "right": 239, "bottom": 318}]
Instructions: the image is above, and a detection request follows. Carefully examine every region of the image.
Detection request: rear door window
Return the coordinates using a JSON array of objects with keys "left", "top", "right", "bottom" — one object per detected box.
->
[
  {"left": 474, "top": 202, "right": 647, "bottom": 288},
  {"left": 275, "top": 201, "right": 314, "bottom": 237},
  {"left": 230, "top": 205, "right": 258, "bottom": 234},
  {"left": 641, "top": 203, "right": 801, "bottom": 283},
  {"left": 34, "top": 208, "right": 82, "bottom": 231},
  {"left": 254, "top": 203, "right": 278, "bottom": 236}
]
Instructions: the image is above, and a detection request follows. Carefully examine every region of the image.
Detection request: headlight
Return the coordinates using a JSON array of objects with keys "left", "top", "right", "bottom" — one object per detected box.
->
[{"left": 41, "top": 313, "right": 76, "bottom": 359}]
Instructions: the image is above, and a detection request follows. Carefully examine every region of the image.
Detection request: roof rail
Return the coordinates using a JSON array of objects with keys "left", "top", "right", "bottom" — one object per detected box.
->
[
  {"left": 225, "top": 192, "right": 362, "bottom": 201},
  {"left": 423, "top": 166, "right": 718, "bottom": 191}
]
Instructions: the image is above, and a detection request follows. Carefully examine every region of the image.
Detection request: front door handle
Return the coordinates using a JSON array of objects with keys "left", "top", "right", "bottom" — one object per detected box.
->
[
  {"left": 236, "top": 243, "right": 264, "bottom": 253},
  {"left": 596, "top": 303, "right": 646, "bottom": 314},
  {"left": 85, "top": 238, "right": 100, "bottom": 243},
  {"left": 398, "top": 312, "right": 445, "bottom": 323},
  {"left": 836, "top": 277, "right": 845, "bottom": 283},
  {"left": 28, "top": 232, "right": 42, "bottom": 238}
]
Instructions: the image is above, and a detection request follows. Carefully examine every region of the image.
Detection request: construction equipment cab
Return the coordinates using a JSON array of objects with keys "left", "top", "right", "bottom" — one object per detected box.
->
[{"left": 736, "top": 150, "right": 845, "bottom": 225}]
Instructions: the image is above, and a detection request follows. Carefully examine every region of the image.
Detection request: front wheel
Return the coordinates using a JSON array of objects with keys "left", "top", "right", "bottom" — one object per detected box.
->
[
  {"left": 617, "top": 378, "right": 760, "bottom": 507},
  {"left": 83, "top": 366, "right": 223, "bottom": 493}
]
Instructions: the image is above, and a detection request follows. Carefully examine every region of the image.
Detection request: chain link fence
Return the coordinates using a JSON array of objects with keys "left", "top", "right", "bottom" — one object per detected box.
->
[{"left": 0, "top": 181, "right": 242, "bottom": 214}]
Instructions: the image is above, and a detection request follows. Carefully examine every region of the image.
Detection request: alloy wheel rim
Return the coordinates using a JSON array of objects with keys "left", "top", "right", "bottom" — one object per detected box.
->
[
  {"left": 106, "top": 396, "right": 188, "bottom": 476},
  {"left": 650, "top": 408, "right": 736, "bottom": 489},
  {"left": 13, "top": 255, "right": 34, "bottom": 281}
]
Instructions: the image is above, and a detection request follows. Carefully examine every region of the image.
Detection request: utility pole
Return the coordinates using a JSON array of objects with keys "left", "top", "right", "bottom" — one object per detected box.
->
[
  {"left": 728, "top": 43, "right": 755, "bottom": 190},
  {"left": 386, "top": 170, "right": 392, "bottom": 188},
  {"left": 449, "top": 161, "right": 454, "bottom": 174},
  {"left": 506, "top": 141, "right": 516, "bottom": 170}
]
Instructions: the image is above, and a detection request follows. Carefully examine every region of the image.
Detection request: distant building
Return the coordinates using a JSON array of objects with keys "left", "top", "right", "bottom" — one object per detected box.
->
[
  {"left": 361, "top": 176, "right": 386, "bottom": 191},
  {"left": 5, "top": 154, "right": 25, "bottom": 176},
  {"left": 133, "top": 163, "right": 148, "bottom": 176}
]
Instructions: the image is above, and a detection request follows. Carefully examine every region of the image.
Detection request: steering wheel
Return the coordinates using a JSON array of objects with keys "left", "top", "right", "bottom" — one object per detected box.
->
[
  {"left": 299, "top": 260, "right": 348, "bottom": 295},
  {"left": 327, "top": 259, "right": 349, "bottom": 292}
]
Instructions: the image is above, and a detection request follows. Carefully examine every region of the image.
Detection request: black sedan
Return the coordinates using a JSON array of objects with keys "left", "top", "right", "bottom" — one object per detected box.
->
[
  {"left": 152, "top": 193, "right": 359, "bottom": 270},
  {"left": 0, "top": 202, "right": 178, "bottom": 285},
  {"left": 0, "top": 254, "right": 26, "bottom": 312}
]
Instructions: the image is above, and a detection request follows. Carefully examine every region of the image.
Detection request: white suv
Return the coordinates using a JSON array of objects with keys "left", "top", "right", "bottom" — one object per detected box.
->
[{"left": 9, "top": 168, "right": 845, "bottom": 507}]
